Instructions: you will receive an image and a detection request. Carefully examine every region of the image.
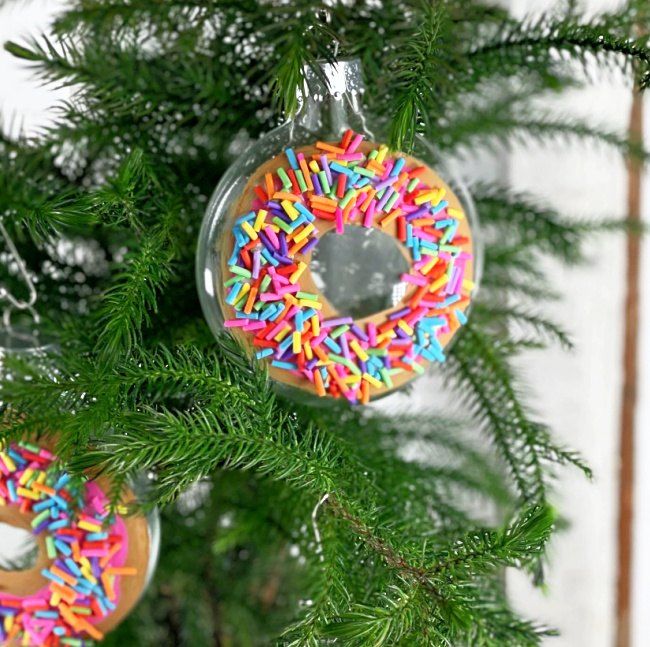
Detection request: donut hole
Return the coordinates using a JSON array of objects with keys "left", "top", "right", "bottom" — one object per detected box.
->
[
  {"left": 0, "top": 521, "right": 39, "bottom": 572},
  {"left": 310, "top": 226, "right": 410, "bottom": 319}
]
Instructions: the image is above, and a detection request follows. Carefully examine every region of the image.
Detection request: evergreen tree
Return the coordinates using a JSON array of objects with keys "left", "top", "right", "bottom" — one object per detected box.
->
[{"left": 0, "top": 1, "right": 648, "bottom": 644}]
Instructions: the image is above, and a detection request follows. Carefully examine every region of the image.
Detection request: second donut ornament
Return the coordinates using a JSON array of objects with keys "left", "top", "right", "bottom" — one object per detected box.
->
[
  {"left": 218, "top": 130, "right": 476, "bottom": 403},
  {"left": 0, "top": 440, "right": 154, "bottom": 646}
]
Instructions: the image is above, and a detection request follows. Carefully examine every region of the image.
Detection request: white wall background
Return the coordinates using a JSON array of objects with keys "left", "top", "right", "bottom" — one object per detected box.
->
[{"left": 0, "top": 1, "right": 647, "bottom": 645}]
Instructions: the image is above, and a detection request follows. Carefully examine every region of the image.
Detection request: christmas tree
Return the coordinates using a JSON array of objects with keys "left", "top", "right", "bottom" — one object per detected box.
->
[{"left": 0, "top": 1, "right": 648, "bottom": 644}]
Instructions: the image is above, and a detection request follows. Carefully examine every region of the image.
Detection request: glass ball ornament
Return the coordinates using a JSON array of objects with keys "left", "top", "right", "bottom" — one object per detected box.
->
[
  {"left": 197, "top": 58, "right": 481, "bottom": 405},
  {"left": 0, "top": 325, "right": 160, "bottom": 644}
]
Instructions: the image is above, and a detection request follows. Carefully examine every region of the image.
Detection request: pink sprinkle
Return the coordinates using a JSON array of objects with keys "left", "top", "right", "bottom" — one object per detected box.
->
[
  {"left": 346, "top": 134, "right": 364, "bottom": 153},
  {"left": 277, "top": 284, "right": 299, "bottom": 295},
  {"left": 401, "top": 273, "right": 427, "bottom": 287},
  {"left": 368, "top": 323, "right": 377, "bottom": 346},
  {"left": 244, "top": 321, "right": 266, "bottom": 331},
  {"left": 259, "top": 293, "right": 281, "bottom": 302},
  {"left": 264, "top": 226, "right": 280, "bottom": 248},
  {"left": 335, "top": 208, "right": 344, "bottom": 234}
]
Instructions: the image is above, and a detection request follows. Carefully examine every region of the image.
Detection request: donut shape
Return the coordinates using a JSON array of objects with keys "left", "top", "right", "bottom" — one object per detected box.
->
[
  {"left": 0, "top": 441, "right": 150, "bottom": 646},
  {"left": 220, "top": 130, "right": 476, "bottom": 403}
]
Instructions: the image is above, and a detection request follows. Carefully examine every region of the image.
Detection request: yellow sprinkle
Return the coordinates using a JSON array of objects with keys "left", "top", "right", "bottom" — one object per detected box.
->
[
  {"left": 275, "top": 326, "right": 291, "bottom": 342},
  {"left": 0, "top": 452, "right": 16, "bottom": 472},
  {"left": 308, "top": 160, "right": 320, "bottom": 173},
  {"left": 311, "top": 315, "right": 320, "bottom": 336},
  {"left": 292, "top": 331, "right": 301, "bottom": 354},
  {"left": 18, "top": 467, "right": 33, "bottom": 486},
  {"left": 298, "top": 299, "right": 322, "bottom": 310},
  {"left": 398, "top": 320, "right": 414, "bottom": 336},
  {"left": 16, "top": 487, "right": 39, "bottom": 501},
  {"left": 304, "top": 342, "right": 313, "bottom": 360},
  {"left": 349, "top": 340, "right": 369, "bottom": 362},
  {"left": 429, "top": 275, "right": 450, "bottom": 294},
  {"left": 78, "top": 520, "right": 102, "bottom": 533},
  {"left": 241, "top": 221, "right": 258, "bottom": 240},
  {"left": 414, "top": 190, "right": 440, "bottom": 206},
  {"left": 343, "top": 375, "right": 362, "bottom": 385},
  {"left": 254, "top": 209, "right": 267, "bottom": 231},
  {"left": 421, "top": 257, "right": 439, "bottom": 274},
  {"left": 290, "top": 262, "right": 307, "bottom": 284},
  {"left": 281, "top": 200, "right": 299, "bottom": 220},
  {"left": 363, "top": 373, "right": 383, "bottom": 388},
  {"left": 293, "top": 223, "right": 314, "bottom": 243},
  {"left": 448, "top": 207, "right": 465, "bottom": 220},
  {"left": 376, "top": 145, "right": 388, "bottom": 163},
  {"left": 284, "top": 294, "right": 299, "bottom": 306},
  {"left": 462, "top": 279, "right": 475, "bottom": 291}
]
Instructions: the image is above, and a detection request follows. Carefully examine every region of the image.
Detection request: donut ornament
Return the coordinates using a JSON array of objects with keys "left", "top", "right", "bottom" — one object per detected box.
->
[
  {"left": 0, "top": 441, "right": 158, "bottom": 646},
  {"left": 197, "top": 60, "right": 479, "bottom": 404}
]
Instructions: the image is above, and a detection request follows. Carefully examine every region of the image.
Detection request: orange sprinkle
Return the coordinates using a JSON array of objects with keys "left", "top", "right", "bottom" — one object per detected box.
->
[
  {"left": 314, "top": 370, "right": 326, "bottom": 397},
  {"left": 299, "top": 157, "right": 313, "bottom": 191},
  {"left": 244, "top": 287, "right": 258, "bottom": 314},
  {"left": 106, "top": 566, "right": 138, "bottom": 576},
  {"left": 380, "top": 208, "right": 403, "bottom": 228},
  {"left": 32, "top": 482, "right": 56, "bottom": 496},
  {"left": 273, "top": 191, "right": 299, "bottom": 202},
  {"left": 51, "top": 565, "right": 77, "bottom": 587},
  {"left": 264, "top": 173, "right": 274, "bottom": 200},
  {"left": 52, "top": 583, "right": 78, "bottom": 605},
  {"left": 316, "top": 141, "right": 346, "bottom": 154}
]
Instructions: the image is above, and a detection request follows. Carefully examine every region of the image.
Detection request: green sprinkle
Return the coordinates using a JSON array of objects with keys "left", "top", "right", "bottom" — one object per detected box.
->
[
  {"left": 272, "top": 217, "right": 293, "bottom": 234},
  {"left": 224, "top": 276, "right": 241, "bottom": 287},
  {"left": 339, "top": 189, "right": 356, "bottom": 208},
  {"left": 318, "top": 171, "right": 331, "bottom": 194},
  {"left": 229, "top": 265, "right": 251, "bottom": 278},
  {"left": 330, "top": 325, "right": 350, "bottom": 339},
  {"left": 297, "top": 291, "right": 318, "bottom": 300},
  {"left": 410, "top": 361, "right": 425, "bottom": 375},
  {"left": 260, "top": 275, "right": 272, "bottom": 292},
  {"left": 384, "top": 190, "right": 400, "bottom": 212},
  {"left": 45, "top": 536, "right": 57, "bottom": 559},
  {"left": 380, "top": 368, "right": 394, "bottom": 388},
  {"left": 355, "top": 166, "right": 375, "bottom": 178},
  {"left": 31, "top": 510, "right": 50, "bottom": 528},
  {"left": 277, "top": 167, "right": 292, "bottom": 189},
  {"left": 439, "top": 245, "right": 460, "bottom": 253},
  {"left": 296, "top": 169, "right": 308, "bottom": 192},
  {"left": 329, "top": 354, "right": 361, "bottom": 375},
  {"left": 407, "top": 178, "right": 419, "bottom": 192}
]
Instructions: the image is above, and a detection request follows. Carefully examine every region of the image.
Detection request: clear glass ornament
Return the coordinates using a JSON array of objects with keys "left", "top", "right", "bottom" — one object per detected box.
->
[
  {"left": 0, "top": 326, "right": 160, "bottom": 641},
  {"left": 197, "top": 58, "right": 481, "bottom": 404}
]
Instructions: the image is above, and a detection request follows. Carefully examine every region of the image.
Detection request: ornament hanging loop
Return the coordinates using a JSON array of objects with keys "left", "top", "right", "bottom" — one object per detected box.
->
[
  {"left": 0, "top": 220, "right": 39, "bottom": 332},
  {"left": 314, "top": 7, "right": 340, "bottom": 59}
]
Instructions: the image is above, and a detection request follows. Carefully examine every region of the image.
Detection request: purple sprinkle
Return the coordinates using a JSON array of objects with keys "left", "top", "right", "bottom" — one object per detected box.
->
[
  {"left": 322, "top": 317, "right": 354, "bottom": 328},
  {"left": 312, "top": 173, "right": 323, "bottom": 196},
  {"left": 350, "top": 324, "right": 369, "bottom": 341},
  {"left": 388, "top": 307, "right": 411, "bottom": 321},
  {"left": 301, "top": 237, "right": 319, "bottom": 254}
]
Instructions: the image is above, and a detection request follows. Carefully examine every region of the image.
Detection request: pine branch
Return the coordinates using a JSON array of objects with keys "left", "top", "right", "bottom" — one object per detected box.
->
[
  {"left": 387, "top": 3, "right": 449, "bottom": 151},
  {"left": 447, "top": 326, "right": 591, "bottom": 504},
  {"left": 472, "top": 303, "right": 574, "bottom": 350},
  {"left": 467, "top": 15, "right": 650, "bottom": 89}
]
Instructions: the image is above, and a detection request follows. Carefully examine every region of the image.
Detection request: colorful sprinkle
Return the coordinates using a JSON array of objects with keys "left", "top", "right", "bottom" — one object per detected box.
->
[
  {"left": 222, "top": 130, "right": 474, "bottom": 403},
  {"left": 0, "top": 442, "right": 138, "bottom": 645}
]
